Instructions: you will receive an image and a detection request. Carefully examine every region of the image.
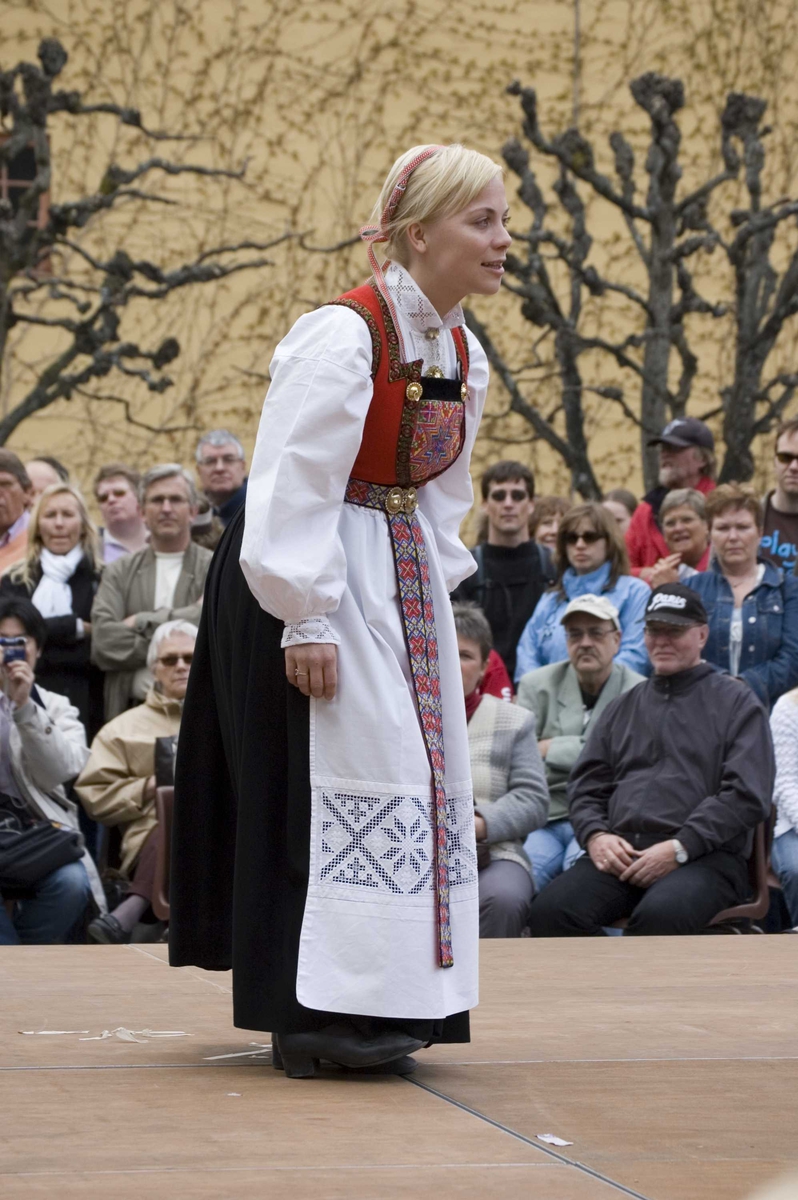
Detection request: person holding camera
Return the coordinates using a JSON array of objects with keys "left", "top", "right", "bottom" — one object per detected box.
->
[{"left": 0, "top": 596, "right": 105, "bottom": 944}]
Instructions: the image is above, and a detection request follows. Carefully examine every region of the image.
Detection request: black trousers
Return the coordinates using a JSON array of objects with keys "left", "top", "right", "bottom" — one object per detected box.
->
[{"left": 527, "top": 850, "right": 750, "bottom": 937}]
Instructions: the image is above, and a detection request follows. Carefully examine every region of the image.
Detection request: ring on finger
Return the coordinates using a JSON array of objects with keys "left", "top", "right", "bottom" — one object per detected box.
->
[{"left": 295, "top": 670, "right": 308, "bottom": 677}]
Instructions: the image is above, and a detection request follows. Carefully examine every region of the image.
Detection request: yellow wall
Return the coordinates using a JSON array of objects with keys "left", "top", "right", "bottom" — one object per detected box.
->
[{"left": 3, "top": 0, "right": 798, "bottom": 520}]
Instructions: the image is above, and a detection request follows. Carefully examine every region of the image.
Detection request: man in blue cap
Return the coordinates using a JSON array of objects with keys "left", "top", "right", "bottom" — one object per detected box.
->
[{"left": 626, "top": 418, "right": 716, "bottom": 581}]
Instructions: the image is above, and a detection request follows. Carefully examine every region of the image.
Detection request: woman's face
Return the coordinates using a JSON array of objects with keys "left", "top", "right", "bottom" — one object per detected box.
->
[
  {"left": 662, "top": 504, "right": 709, "bottom": 566},
  {"left": 38, "top": 493, "right": 82, "bottom": 556},
  {"left": 535, "top": 516, "right": 560, "bottom": 551},
  {"left": 152, "top": 632, "right": 195, "bottom": 700},
  {"left": 602, "top": 499, "right": 632, "bottom": 538},
  {"left": 564, "top": 521, "right": 608, "bottom": 575},
  {"left": 409, "top": 175, "right": 512, "bottom": 302},
  {"left": 710, "top": 507, "right": 761, "bottom": 574},
  {"left": 458, "top": 635, "right": 487, "bottom": 698}
]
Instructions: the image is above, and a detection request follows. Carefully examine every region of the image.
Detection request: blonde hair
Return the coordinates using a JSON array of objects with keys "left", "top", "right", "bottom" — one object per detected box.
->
[
  {"left": 10, "top": 483, "right": 100, "bottom": 586},
  {"left": 371, "top": 143, "right": 503, "bottom": 265}
]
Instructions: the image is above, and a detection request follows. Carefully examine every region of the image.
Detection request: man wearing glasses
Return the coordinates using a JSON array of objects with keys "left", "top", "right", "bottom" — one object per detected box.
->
[
  {"left": 516, "top": 595, "right": 645, "bottom": 893},
  {"left": 527, "top": 584, "right": 773, "bottom": 935},
  {"left": 761, "top": 418, "right": 798, "bottom": 574},
  {"left": 195, "top": 430, "right": 248, "bottom": 528},
  {"left": 91, "top": 465, "right": 211, "bottom": 720},
  {"left": 452, "top": 460, "right": 555, "bottom": 681}
]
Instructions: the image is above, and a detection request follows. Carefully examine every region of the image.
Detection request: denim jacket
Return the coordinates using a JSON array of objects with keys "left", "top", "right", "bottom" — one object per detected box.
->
[
  {"left": 688, "top": 560, "right": 798, "bottom": 708},
  {"left": 514, "top": 562, "right": 651, "bottom": 680}
]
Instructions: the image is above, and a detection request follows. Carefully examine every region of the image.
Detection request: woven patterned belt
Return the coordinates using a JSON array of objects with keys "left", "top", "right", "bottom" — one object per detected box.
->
[{"left": 344, "top": 477, "right": 453, "bottom": 969}]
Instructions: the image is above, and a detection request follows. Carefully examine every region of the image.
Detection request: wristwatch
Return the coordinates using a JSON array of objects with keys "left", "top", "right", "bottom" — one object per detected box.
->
[{"left": 672, "top": 839, "right": 689, "bottom": 865}]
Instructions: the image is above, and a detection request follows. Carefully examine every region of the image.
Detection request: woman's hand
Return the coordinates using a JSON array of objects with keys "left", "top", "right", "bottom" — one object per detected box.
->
[
  {"left": 285, "top": 644, "right": 338, "bottom": 701},
  {"left": 648, "top": 553, "right": 682, "bottom": 588}
]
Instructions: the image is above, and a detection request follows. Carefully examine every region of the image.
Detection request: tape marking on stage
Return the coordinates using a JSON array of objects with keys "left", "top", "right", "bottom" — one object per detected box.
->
[
  {"left": 406, "top": 1075, "right": 655, "bottom": 1200},
  {"left": 4, "top": 1052, "right": 798, "bottom": 1074}
]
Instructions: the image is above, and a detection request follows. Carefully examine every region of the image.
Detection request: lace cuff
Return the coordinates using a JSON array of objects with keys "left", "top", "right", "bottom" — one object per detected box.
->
[{"left": 280, "top": 616, "right": 341, "bottom": 649}]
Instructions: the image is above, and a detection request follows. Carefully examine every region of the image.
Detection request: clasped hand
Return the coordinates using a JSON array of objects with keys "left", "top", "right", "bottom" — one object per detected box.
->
[
  {"left": 588, "top": 833, "right": 678, "bottom": 888},
  {"left": 285, "top": 644, "right": 338, "bottom": 701}
]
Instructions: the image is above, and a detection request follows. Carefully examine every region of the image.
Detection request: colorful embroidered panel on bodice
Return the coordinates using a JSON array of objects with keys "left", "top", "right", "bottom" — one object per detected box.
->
[
  {"left": 407, "top": 385, "right": 465, "bottom": 485},
  {"left": 328, "top": 282, "right": 469, "bottom": 488}
]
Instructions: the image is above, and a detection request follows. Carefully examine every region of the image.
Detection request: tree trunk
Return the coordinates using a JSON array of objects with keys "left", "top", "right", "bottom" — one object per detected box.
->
[
  {"left": 640, "top": 214, "right": 675, "bottom": 491},
  {"left": 556, "top": 328, "right": 602, "bottom": 498}
]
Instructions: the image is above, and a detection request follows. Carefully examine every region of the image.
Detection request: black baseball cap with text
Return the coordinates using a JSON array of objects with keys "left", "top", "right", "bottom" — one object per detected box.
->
[
  {"left": 647, "top": 417, "right": 714, "bottom": 451},
  {"left": 644, "top": 583, "right": 708, "bottom": 628}
]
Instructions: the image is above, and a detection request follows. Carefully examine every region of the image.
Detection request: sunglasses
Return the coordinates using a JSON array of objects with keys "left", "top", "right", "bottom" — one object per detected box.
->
[
  {"left": 564, "top": 530, "right": 605, "bottom": 545},
  {"left": 776, "top": 451, "right": 798, "bottom": 466},
  {"left": 489, "top": 488, "right": 529, "bottom": 503},
  {"left": 158, "top": 653, "right": 193, "bottom": 667}
]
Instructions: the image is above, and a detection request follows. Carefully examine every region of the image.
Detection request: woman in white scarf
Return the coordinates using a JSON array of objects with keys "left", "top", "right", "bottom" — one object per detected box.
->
[{"left": 0, "top": 484, "right": 104, "bottom": 738}]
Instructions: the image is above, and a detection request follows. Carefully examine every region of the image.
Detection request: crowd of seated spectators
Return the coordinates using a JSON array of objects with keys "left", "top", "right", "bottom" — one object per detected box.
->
[
  {"left": 454, "top": 414, "right": 798, "bottom": 938},
  {"left": 0, "top": 431, "right": 246, "bottom": 944},
  {"left": 2, "top": 411, "right": 798, "bottom": 946}
]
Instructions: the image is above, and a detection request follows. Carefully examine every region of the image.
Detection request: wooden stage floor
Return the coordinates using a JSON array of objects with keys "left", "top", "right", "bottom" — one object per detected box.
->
[{"left": 2, "top": 939, "right": 797, "bottom": 1199}]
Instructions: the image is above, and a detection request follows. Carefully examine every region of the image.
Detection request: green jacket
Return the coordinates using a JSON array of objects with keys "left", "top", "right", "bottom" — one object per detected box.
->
[{"left": 516, "top": 660, "right": 644, "bottom": 822}]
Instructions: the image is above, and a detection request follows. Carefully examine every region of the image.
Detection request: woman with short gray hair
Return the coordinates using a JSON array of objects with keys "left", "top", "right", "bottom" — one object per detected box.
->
[
  {"left": 453, "top": 601, "right": 549, "bottom": 936},
  {"left": 648, "top": 487, "right": 710, "bottom": 587}
]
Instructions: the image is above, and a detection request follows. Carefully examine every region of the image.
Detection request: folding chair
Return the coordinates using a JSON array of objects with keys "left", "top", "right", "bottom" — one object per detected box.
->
[{"left": 151, "top": 786, "right": 174, "bottom": 922}]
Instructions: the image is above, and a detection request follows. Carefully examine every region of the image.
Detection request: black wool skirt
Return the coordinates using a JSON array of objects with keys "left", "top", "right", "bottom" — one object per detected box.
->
[{"left": 169, "top": 507, "right": 469, "bottom": 1042}]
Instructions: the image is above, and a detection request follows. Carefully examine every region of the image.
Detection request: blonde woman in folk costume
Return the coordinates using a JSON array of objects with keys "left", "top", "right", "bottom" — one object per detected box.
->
[{"left": 169, "top": 144, "right": 511, "bottom": 1078}]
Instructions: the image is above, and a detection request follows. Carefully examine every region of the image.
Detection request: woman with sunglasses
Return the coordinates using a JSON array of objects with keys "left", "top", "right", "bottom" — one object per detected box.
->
[
  {"left": 76, "top": 620, "right": 197, "bottom": 944},
  {"left": 515, "top": 503, "right": 650, "bottom": 680}
]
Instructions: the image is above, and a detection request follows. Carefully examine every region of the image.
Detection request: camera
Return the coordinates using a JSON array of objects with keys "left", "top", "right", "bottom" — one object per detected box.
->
[{"left": 0, "top": 636, "right": 27, "bottom": 665}]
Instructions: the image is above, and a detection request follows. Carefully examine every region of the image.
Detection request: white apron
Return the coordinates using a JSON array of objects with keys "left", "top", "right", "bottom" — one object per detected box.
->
[{"left": 241, "top": 264, "right": 489, "bottom": 1018}]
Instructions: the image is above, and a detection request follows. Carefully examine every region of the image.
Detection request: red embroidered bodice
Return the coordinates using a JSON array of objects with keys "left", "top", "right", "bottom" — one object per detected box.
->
[{"left": 329, "top": 282, "right": 469, "bottom": 488}]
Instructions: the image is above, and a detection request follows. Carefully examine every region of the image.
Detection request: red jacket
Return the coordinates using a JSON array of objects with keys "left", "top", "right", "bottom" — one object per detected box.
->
[
  {"left": 482, "top": 649, "right": 514, "bottom": 701},
  {"left": 625, "top": 476, "right": 715, "bottom": 573}
]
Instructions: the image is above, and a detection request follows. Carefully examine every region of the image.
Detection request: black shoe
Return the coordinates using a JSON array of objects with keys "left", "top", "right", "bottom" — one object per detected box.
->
[
  {"left": 342, "top": 1054, "right": 418, "bottom": 1076},
  {"left": 274, "top": 1025, "right": 424, "bottom": 1079},
  {"left": 87, "top": 913, "right": 130, "bottom": 944},
  {"left": 271, "top": 1040, "right": 416, "bottom": 1077}
]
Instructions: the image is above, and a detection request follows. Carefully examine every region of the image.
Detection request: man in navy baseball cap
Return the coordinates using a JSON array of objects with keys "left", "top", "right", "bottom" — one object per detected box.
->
[
  {"left": 627, "top": 418, "right": 716, "bottom": 580},
  {"left": 526, "top": 575, "right": 774, "bottom": 940},
  {"left": 643, "top": 582, "right": 708, "bottom": 629},
  {"left": 647, "top": 417, "right": 714, "bottom": 452}
]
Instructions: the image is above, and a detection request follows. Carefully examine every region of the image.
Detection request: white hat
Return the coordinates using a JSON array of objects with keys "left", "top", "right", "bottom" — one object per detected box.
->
[{"left": 560, "top": 594, "right": 621, "bottom": 630}]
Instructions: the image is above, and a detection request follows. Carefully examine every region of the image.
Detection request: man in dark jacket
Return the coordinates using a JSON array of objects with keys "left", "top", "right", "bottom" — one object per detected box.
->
[
  {"left": 452, "top": 461, "right": 554, "bottom": 679},
  {"left": 527, "top": 584, "right": 774, "bottom": 936}
]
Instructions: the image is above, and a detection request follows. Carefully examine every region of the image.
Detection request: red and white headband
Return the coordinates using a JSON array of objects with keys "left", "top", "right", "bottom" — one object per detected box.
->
[{"left": 360, "top": 145, "right": 444, "bottom": 357}]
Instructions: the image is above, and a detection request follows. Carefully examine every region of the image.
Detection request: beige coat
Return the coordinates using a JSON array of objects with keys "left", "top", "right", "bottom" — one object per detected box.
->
[
  {"left": 90, "top": 541, "right": 211, "bottom": 720},
  {"left": 76, "top": 687, "right": 182, "bottom": 874}
]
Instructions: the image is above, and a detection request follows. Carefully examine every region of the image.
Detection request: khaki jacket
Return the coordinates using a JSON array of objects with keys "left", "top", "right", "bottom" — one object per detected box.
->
[
  {"left": 75, "top": 687, "right": 183, "bottom": 874},
  {"left": 90, "top": 541, "right": 211, "bottom": 720},
  {"left": 516, "top": 660, "right": 645, "bottom": 822}
]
